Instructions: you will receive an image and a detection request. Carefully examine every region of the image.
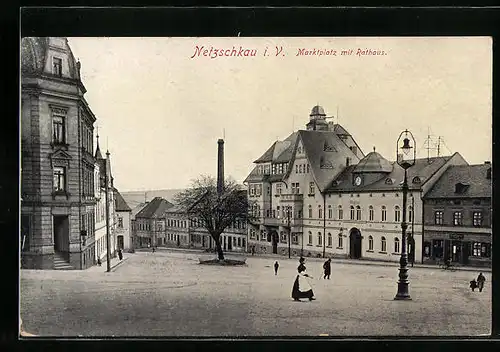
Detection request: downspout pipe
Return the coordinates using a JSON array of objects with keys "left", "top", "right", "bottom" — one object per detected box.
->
[
  {"left": 323, "top": 191, "right": 326, "bottom": 258},
  {"left": 78, "top": 107, "right": 82, "bottom": 269}
]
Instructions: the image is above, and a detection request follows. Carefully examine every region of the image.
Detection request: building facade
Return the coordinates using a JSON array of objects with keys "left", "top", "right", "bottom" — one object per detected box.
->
[
  {"left": 422, "top": 163, "right": 492, "bottom": 267},
  {"left": 21, "top": 37, "right": 97, "bottom": 269},
  {"left": 132, "top": 197, "right": 174, "bottom": 248},
  {"left": 114, "top": 188, "right": 132, "bottom": 252},
  {"left": 245, "top": 105, "right": 469, "bottom": 263}
]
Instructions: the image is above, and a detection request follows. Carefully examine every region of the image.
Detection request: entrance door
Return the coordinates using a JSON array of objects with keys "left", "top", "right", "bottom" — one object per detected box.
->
[
  {"left": 53, "top": 215, "right": 69, "bottom": 254},
  {"left": 452, "top": 240, "right": 462, "bottom": 263},
  {"left": 349, "top": 228, "right": 362, "bottom": 259},
  {"left": 271, "top": 232, "right": 278, "bottom": 254},
  {"left": 228, "top": 236, "right": 232, "bottom": 251},
  {"left": 117, "top": 235, "right": 124, "bottom": 250}
]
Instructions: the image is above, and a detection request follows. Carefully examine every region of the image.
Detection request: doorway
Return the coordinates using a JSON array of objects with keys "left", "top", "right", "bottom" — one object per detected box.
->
[
  {"left": 228, "top": 236, "right": 232, "bottom": 251},
  {"left": 53, "top": 215, "right": 69, "bottom": 255},
  {"left": 349, "top": 228, "right": 362, "bottom": 259},
  {"left": 117, "top": 235, "right": 124, "bottom": 250},
  {"left": 271, "top": 231, "right": 278, "bottom": 254}
]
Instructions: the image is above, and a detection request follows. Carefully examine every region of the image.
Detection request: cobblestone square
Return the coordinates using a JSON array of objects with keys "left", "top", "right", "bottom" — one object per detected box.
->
[{"left": 20, "top": 250, "right": 491, "bottom": 337}]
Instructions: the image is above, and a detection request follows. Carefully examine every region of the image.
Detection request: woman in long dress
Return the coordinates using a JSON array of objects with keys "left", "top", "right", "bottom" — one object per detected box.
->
[{"left": 292, "top": 262, "right": 316, "bottom": 301}]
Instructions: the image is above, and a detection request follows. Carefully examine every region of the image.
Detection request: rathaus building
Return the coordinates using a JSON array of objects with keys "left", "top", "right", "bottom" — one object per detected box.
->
[{"left": 245, "top": 105, "right": 467, "bottom": 263}]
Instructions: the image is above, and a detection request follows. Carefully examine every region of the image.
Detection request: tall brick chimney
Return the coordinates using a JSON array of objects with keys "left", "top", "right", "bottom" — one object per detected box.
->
[{"left": 217, "top": 139, "right": 224, "bottom": 195}]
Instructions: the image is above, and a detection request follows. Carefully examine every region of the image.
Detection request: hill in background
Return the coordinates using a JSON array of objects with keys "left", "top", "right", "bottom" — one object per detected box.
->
[{"left": 120, "top": 189, "right": 184, "bottom": 210}]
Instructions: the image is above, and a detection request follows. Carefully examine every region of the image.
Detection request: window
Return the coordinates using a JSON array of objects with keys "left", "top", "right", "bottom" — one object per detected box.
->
[
  {"left": 250, "top": 229, "right": 256, "bottom": 239},
  {"left": 453, "top": 211, "right": 463, "bottom": 226},
  {"left": 350, "top": 206, "right": 355, "bottom": 220},
  {"left": 394, "top": 206, "right": 401, "bottom": 223},
  {"left": 368, "top": 235, "right": 373, "bottom": 251},
  {"left": 291, "top": 182, "right": 300, "bottom": 194},
  {"left": 394, "top": 237, "right": 400, "bottom": 253},
  {"left": 356, "top": 206, "right": 361, "bottom": 220},
  {"left": 435, "top": 211, "right": 443, "bottom": 225},
  {"left": 280, "top": 231, "right": 287, "bottom": 243},
  {"left": 53, "top": 115, "right": 66, "bottom": 144},
  {"left": 337, "top": 234, "right": 343, "bottom": 248},
  {"left": 308, "top": 231, "right": 312, "bottom": 245},
  {"left": 53, "top": 57, "right": 62, "bottom": 76},
  {"left": 299, "top": 165, "right": 303, "bottom": 173},
  {"left": 272, "top": 164, "right": 277, "bottom": 174},
  {"left": 278, "top": 164, "right": 283, "bottom": 174},
  {"left": 53, "top": 167, "right": 66, "bottom": 192},
  {"left": 381, "top": 206, "right": 387, "bottom": 222},
  {"left": 308, "top": 205, "right": 312, "bottom": 218},
  {"left": 327, "top": 233, "right": 332, "bottom": 247},
  {"left": 118, "top": 217, "right": 123, "bottom": 228},
  {"left": 256, "top": 184, "right": 262, "bottom": 196},
  {"left": 21, "top": 214, "right": 31, "bottom": 252},
  {"left": 297, "top": 145, "right": 302, "bottom": 154},
  {"left": 309, "top": 182, "right": 315, "bottom": 195},
  {"left": 318, "top": 205, "right": 323, "bottom": 219},
  {"left": 338, "top": 205, "right": 343, "bottom": 220},
  {"left": 276, "top": 183, "right": 282, "bottom": 195},
  {"left": 307, "top": 164, "right": 310, "bottom": 173},
  {"left": 292, "top": 233, "right": 299, "bottom": 245},
  {"left": 473, "top": 211, "right": 483, "bottom": 227},
  {"left": 408, "top": 206, "right": 413, "bottom": 223},
  {"left": 296, "top": 165, "right": 299, "bottom": 173},
  {"left": 369, "top": 206, "right": 374, "bottom": 221},
  {"left": 472, "top": 242, "right": 491, "bottom": 258},
  {"left": 328, "top": 205, "right": 332, "bottom": 219},
  {"left": 250, "top": 185, "right": 255, "bottom": 196},
  {"left": 317, "top": 233, "right": 322, "bottom": 246},
  {"left": 381, "top": 237, "right": 387, "bottom": 252}
]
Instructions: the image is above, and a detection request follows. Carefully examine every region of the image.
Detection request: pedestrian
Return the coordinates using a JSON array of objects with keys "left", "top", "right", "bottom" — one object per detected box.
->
[
  {"left": 291, "top": 259, "right": 316, "bottom": 302},
  {"left": 477, "top": 273, "right": 486, "bottom": 292},
  {"left": 118, "top": 249, "right": 123, "bottom": 260},
  {"left": 97, "top": 257, "right": 102, "bottom": 267},
  {"left": 323, "top": 258, "right": 332, "bottom": 279},
  {"left": 251, "top": 246, "right": 255, "bottom": 256},
  {"left": 470, "top": 279, "right": 478, "bottom": 292},
  {"left": 274, "top": 261, "right": 279, "bottom": 275},
  {"left": 152, "top": 246, "right": 156, "bottom": 253}
]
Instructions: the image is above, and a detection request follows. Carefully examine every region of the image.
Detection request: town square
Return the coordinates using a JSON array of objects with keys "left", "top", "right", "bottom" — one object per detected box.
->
[{"left": 19, "top": 35, "right": 491, "bottom": 337}]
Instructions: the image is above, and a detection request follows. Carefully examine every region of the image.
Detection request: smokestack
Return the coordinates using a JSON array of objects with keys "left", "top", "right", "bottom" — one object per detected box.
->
[{"left": 217, "top": 139, "right": 224, "bottom": 195}]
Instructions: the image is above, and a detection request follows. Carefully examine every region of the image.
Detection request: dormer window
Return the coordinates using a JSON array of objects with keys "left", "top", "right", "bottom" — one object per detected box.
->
[
  {"left": 412, "top": 176, "right": 421, "bottom": 184},
  {"left": 324, "top": 141, "right": 337, "bottom": 152},
  {"left": 53, "top": 57, "right": 62, "bottom": 76},
  {"left": 455, "top": 182, "right": 469, "bottom": 194}
]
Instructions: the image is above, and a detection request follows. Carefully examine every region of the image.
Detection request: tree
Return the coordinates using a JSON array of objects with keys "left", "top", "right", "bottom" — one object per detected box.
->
[{"left": 174, "top": 175, "right": 253, "bottom": 260}]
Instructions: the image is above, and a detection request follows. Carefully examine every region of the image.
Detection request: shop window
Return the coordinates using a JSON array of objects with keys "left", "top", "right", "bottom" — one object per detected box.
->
[{"left": 472, "top": 242, "right": 491, "bottom": 258}]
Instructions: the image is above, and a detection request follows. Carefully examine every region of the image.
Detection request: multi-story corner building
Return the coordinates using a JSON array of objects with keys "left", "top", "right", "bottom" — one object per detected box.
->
[
  {"left": 114, "top": 188, "right": 132, "bottom": 252},
  {"left": 132, "top": 197, "right": 174, "bottom": 248},
  {"left": 422, "top": 163, "right": 492, "bottom": 267},
  {"left": 245, "top": 105, "right": 468, "bottom": 263},
  {"left": 20, "top": 37, "right": 98, "bottom": 269},
  {"left": 93, "top": 136, "right": 117, "bottom": 263}
]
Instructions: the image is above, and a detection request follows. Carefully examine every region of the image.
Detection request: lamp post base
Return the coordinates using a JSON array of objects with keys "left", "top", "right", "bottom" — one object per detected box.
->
[{"left": 394, "top": 282, "right": 412, "bottom": 300}]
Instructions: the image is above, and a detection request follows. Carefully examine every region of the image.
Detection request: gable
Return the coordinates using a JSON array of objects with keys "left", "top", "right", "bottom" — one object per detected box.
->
[{"left": 50, "top": 149, "right": 72, "bottom": 168}]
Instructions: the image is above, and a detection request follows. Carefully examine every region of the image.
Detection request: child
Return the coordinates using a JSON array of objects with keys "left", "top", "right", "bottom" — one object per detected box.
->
[{"left": 470, "top": 279, "right": 478, "bottom": 292}]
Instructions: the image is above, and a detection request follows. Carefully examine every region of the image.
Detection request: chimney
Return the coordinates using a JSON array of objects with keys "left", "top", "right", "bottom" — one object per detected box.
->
[{"left": 217, "top": 139, "right": 224, "bottom": 195}]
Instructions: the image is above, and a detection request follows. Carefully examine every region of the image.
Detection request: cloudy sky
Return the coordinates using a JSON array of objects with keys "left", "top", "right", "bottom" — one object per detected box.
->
[{"left": 67, "top": 37, "right": 492, "bottom": 192}]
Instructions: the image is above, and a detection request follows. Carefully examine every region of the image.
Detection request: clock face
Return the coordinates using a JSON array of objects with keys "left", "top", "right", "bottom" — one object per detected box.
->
[{"left": 354, "top": 176, "right": 362, "bottom": 186}]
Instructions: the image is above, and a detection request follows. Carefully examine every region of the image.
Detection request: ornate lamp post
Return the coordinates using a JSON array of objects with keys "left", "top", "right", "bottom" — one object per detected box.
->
[
  {"left": 286, "top": 206, "right": 291, "bottom": 259},
  {"left": 394, "top": 129, "right": 416, "bottom": 300}
]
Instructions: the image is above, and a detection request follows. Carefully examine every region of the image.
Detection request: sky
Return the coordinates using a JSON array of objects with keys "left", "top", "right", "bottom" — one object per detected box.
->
[{"left": 67, "top": 37, "right": 492, "bottom": 192}]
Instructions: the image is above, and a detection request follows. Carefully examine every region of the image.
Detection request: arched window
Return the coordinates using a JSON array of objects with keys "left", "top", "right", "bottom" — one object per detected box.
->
[
  {"left": 381, "top": 206, "right": 387, "bottom": 222},
  {"left": 368, "top": 235, "right": 374, "bottom": 251},
  {"left": 308, "top": 231, "right": 312, "bottom": 245},
  {"left": 394, "top": 237, "right": 400, "bottom": 253},
  {"left": 408, "top": 206, "right": 413, "bottom": 223},
  {"left": 318, "top": 205, "right": 323, "bottom": 219},
  {"left": 308, "top": 205, "right": 313, "bottom": 218},
  {"left": 356, "top": 205, "right": 361, "bottom": 220},
  {"left": 318, "top": 232, "right": 322, "bottom": 246},
  {"left": 328, "top": 205, "right": 332, "bottom": 219},
  {"left": 338, "top": 205, "right": 343, "bottom": 220},
  {"left": 369, "top": 205, "right": 374, "bottom": 221},
  {"left": 350, "top": 206, "right": 355, "bottom": 220},
  {"left": 327, "top": 233, "right": 332, "bottom": 247},
  {"left": 338, "top": 234, "right": 343, "bottom": 248},
  {"left": 381, "top": 236, "right": 387, "bottom": 252},
  {"left": 394, "top": 206, "right": 401, "bottom": 223}
]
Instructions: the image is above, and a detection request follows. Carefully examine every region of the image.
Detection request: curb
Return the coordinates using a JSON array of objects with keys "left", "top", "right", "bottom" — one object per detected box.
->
[{"left": 109, "top": 257, "right": 129, "bottom": 272}]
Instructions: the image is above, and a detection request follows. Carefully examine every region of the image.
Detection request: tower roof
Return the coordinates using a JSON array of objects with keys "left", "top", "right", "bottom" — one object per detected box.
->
[
  {"left": 95, "top": 133, "right": 103, "bottom": 160},
  {"left": 354, "top": 150, "right": 393, "bottom": 173},
  {"left": 310, "top": 105, "right": 326, "bottom": 117}
]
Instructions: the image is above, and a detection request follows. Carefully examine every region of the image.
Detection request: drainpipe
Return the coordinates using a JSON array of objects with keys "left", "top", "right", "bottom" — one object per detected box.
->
[
  {"left": 420, "top": 189, "right": 424, "bottom": 264},
  {"left": 323, "top": 191, "right": 326, "bottom": 258},
  {"left": 78, "top": 107, "right": 82, "bottom": 269}
]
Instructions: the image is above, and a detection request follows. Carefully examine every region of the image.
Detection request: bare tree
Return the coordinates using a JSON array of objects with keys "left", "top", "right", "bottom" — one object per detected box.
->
[{"left": 174, "top": 175, "right": 253, "bottom": 260}]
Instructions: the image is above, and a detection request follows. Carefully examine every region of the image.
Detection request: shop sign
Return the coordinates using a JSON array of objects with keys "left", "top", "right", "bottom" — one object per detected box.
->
[{"left": 449, "top": 233, "right": 464, "bottom": 240}]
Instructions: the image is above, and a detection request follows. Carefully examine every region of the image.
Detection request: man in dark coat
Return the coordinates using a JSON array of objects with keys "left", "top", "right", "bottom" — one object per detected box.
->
[
  {"left": 477, "top": 273, "right": 486, "bottom": 292},
  {"left": 323, "top": 258, "right": 332, "bottom": 279},
  {"left": 118, "top": 249, "right": 123, "bottom": 260},
  {"left": 274, "top": 261, "right": 279, "bottom": 275}
]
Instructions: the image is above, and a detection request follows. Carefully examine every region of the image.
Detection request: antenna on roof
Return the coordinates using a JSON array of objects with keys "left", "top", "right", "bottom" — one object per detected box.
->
[{"left": 437, "top": 136, "right": 441, "bottom": 157}]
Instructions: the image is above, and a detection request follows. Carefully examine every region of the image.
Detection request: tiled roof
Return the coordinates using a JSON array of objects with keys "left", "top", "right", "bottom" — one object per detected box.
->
[
  {"left": 326, "top": 156, "right": 452, "bottom": 193},
  {"left": 424, "top": 164, "right": 492, "bottom": 199},
  {"left": 354, "top": 151, "right": 392, "bottom": 173},
  {"left": 254, "top": 142, "right": 277, "bottom": 163},
  {"left": 135, "top": 197, "right": 174, "bottom": 219},
  {"left": 299, "top": 130, "right": 362, "bottom": 192},
  {"left": 113, "top": 188, "right": 131, "bottom": 212}
]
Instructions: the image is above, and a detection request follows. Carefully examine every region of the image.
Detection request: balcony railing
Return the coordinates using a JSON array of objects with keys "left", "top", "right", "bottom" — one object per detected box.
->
[{"left": 279, "top": 193, "right": 304, "bottom": 202}]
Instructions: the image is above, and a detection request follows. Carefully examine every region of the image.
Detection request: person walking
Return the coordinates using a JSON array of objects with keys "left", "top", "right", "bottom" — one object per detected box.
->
[
  {"left": 291, "top": 259, "right": 316, "bottom": 302},
  {"left": 477, "top": 273, "right": 486, "bottom": 292},
  {"left": 118, "top": 249, "right": 123, "bottom": 260},
  {"left": 97, "top": 257, "right": 102, "bottom": 267},
  {"left": 152, "top": 246, "right": 156, "bottom": 253},
  {"left": 274, "top": 261, "right": 279, "bottom": 275},
  {"left": 470, "top": 279, "right": 478, "bottom": 292},
  {"left": 323, "top": 258, "right": 332, "bottom": 280},
  {"left": 251, "top": 246, "right": 255, "bottom": 256}
]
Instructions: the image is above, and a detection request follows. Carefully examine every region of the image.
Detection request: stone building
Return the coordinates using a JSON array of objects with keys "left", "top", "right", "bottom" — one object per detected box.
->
[
  {"left": 114, "top": 188, "right": 132, "bottom": 252},
  {"left": 244, "top": 105, "right": 468, "bottom": 263},
  {"left": 422, "top": 163, "right": 492, "bottom": 267},
  {"left": 132, "top": 197, "right": 174, "bottom": 248},
  {"left": 20, "top": 37, "right": 97, "bottom": 269}
]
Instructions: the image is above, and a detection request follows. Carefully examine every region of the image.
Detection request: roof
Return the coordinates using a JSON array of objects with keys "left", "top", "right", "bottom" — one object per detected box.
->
[
  {"left": 326, "top": 156, "right": 453, "bottom": 193},
  {"left": 310, "top": 105, "right": 326, "bottom": 116},
  {"left": 135, "top": 197, "right": 174, "bottom": 219},
  {"left": 254, "top": 142, "right": 277, "bottom": 163},
  {"left": 113, "top": 188, "right": 132, "bottom": 212},
  {"left": 354, "top": 151, "right": 393, "bottom": 173},
  {"left": 424, "top": 164, "right": 492, "bottom": 199}
]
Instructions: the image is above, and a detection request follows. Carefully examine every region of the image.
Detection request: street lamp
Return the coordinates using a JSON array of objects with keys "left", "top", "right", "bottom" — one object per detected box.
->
[
  {"left": 394, "top": 129, "right": 416, "bottom": 301},
  {"left": 286, "top": 206, "right": 291, "bottom": 259}
]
